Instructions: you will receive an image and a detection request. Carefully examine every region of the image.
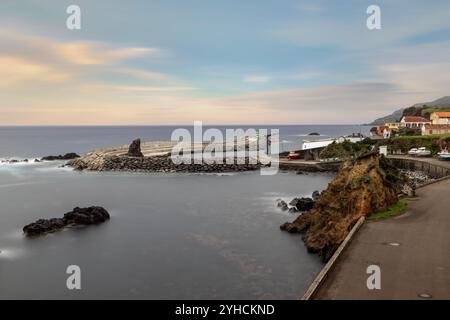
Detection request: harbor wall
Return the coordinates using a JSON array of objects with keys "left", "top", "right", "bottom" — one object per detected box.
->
[{"left": 389, "top": 157, "right": 450, "bottom": 179}]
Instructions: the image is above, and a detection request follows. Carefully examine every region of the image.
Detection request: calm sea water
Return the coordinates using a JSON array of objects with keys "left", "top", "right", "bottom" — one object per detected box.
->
[{"left": 0, "top": 126, "right": 359, "bottom": 299}]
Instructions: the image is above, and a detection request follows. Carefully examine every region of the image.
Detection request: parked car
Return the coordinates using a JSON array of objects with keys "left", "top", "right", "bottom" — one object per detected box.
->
[
  {"left": 287, "top": 152, "right": 303, "bottom": 160},
  {"left": 409, "top": 147, "right": 431, "bottom": 157}
]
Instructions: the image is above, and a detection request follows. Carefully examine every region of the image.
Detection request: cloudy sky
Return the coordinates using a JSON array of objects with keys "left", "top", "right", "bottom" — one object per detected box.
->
[{"left": 1, "top": 0, "right": 450, "bottom": 125}]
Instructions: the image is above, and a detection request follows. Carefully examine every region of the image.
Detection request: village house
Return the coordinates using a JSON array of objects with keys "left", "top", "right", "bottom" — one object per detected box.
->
[
  {"left": 400, "top": 116, "right": 431, "bottom": 128},
  {"left": 422, "top": 124, "right": 450, "bottom": 135},
  {"left": 385, "top": 122, "right": 401, "bottom": 130},
  {"left": 430, "top": 112, "right": 450, "bottom": 125},
  {"left": 371, "top": 125, "right": 392, "bottom": 138},
  {"left": 382, "top": 127, "right": 392, "bottom": 139}
]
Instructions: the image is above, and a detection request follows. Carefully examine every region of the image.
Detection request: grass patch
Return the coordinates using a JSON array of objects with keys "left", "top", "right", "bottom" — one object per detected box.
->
[
  {"left": 368, "top": 201, "right": 407, "bottom": 221},
  {"left": 394, "top": 134, "right": 450, "bottom": 140}
]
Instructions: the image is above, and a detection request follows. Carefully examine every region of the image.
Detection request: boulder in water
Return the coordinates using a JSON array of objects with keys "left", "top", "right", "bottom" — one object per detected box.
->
[
  {"left": 41, "top": 153, "right": 80, "bottom": 161},
  {"left": 23, "top": 206, "right": 110, "bottom": 237},
  {"left": 289, "top": 197, "right": 315, "bottom": 211},
  {"left": 312, "top": 190, "right": 320, "bottom": 201},
  {"left": 276, "top": 199, "right": 289, "bottom": 211}
]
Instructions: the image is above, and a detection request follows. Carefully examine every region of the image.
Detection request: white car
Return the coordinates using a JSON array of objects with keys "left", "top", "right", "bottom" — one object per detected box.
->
[
  {"left": 438, "top": 150, "right": 450, "bottom": 161},
  {"left": 409, "top": 147, "right": 431, "bottom": 157}
]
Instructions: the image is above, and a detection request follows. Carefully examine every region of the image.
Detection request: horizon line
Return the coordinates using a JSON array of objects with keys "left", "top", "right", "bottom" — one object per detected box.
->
[{"left": 0, "top": 123, "right": 370, "bottom": 127}]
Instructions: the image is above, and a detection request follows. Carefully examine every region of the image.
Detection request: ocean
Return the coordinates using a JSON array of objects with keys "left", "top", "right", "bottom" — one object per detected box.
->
[{"left": 0, "top": 125, "right": 368, "bottom": 299}]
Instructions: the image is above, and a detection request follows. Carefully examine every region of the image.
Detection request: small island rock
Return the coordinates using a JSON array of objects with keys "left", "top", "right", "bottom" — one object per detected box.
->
[{"left": 23, "top": 206, "right": 110, "bottom": 237}]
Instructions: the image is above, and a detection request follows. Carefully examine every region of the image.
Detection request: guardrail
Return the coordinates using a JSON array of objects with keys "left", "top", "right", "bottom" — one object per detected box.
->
[{"left": 301, "top": 216, "right": 366, "bottom": 300}]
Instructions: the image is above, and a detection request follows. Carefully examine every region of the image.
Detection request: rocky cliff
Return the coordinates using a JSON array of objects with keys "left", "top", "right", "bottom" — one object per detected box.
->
[{"left": 281, "top": 152, "right": 400, "bottom": 262}]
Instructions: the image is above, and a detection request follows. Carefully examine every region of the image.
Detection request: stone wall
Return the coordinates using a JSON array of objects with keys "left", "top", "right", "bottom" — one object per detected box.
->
[{"left": 390, "top": 158, "right": 450, "bottom": 179}]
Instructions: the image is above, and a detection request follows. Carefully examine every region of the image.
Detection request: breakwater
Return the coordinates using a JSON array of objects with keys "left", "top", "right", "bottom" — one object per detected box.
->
[
  {"left": 67, "top": 140, "right": 265, "bottom": 173},
  {"left": 69, "top": 154, "right": 262, "bottom": 173}
]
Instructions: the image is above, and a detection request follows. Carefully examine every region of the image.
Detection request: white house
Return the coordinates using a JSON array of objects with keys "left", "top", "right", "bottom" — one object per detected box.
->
[{"left": 400, "top": 116, "right": 431, "bottom": 128}]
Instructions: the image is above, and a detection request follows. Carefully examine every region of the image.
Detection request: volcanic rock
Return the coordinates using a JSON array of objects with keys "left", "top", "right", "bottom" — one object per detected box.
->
[
  {"left": 126, "top": 138, "right": 144, "bottom": 157},
  {"left": 281, "top": 152, "right": 399, "bottom": 262},
  {"left": 276, "top": 199, "right": 289, "bottom": 211},
  {"left": 23, "top": 206, "right": 110, "bottom": 236},
  {"left": 41, "top": 153, "right": 80, "bottom": 161},
  {"left": 289, "top": 197, "right": 315, "bottom": 211},
  {"left": 312, "top": 190, "right": 320, "bottom": 201}
]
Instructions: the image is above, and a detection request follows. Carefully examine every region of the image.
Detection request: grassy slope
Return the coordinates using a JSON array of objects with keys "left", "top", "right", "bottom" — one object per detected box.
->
[{"left": 368, "top": 201, "right": 407, "bottom": 221}]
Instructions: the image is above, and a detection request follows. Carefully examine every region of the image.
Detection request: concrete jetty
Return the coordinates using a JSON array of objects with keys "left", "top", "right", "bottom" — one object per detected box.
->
[{"left": 67, "top": 139, "right": 266, "bottom": 173}]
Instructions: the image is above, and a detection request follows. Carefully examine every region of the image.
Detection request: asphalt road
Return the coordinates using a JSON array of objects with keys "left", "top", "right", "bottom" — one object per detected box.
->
[{"left": 316, "top": 178, "right": 450, "bottom": 300}]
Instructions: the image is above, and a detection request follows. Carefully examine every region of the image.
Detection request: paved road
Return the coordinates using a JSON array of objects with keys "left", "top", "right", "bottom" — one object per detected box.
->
[{"left": 315, "top": 178, "right": 450, "bottom": 300}]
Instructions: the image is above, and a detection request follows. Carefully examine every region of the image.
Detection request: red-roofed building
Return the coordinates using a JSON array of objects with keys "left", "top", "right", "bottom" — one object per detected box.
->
[
  {"left": 400, "top": 116, "right": 431, "bottom": 128},
  {"left": 430, "top": 112, "right": 450, "bottom": 125},
  {"left": 422, "top": 124, "right": 450, "bottom": 135}
]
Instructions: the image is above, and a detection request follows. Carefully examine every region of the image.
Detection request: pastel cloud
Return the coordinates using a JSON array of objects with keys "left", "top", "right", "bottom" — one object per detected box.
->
[
  {"left": 1, "top": 1, "right": 450, "bottom": 126},
  {"left": 0, "top": 55, "right": 70, "bottom": 87},
  {"left": 56, "top": 42, "right": 159, "bottom": 65},
  {"left": 2, "top": 56, "right": 450, "bottom": 125}
]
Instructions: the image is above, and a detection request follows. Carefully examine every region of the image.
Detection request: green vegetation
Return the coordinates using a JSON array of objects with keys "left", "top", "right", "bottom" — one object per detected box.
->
[
  {"left": 394, "top": 127, "right": 422, "bottom": 137},
  {"left": 389, "top": 135, "right": 450, "bottom": 154},
  {"left": 422, "top": 107, "right": 450, "bottom": 118},
  {"left": 319, "top": 140, "right": 372, "bottom": 159},
  {"left": 368, "top": 201, "right": 407, "bottom": 221},
  {"left": 379, "top": 155, "right": 405, "bottom": 190}
]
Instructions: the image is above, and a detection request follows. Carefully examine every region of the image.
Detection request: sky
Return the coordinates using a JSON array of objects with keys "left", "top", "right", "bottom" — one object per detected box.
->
[{"left": 1, "top": 0, "right": 450, "bottom": 125}]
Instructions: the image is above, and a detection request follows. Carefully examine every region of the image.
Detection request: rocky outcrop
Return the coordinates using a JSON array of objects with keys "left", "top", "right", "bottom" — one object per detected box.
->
[
  {"left": 312, "top": 190, "right": 320, "bottom": 201},
  {"left": 281, "top": 152, "right": 399, "bottom": 262},
  {"left": 41, "top": 153, "right": 80, "bottom": 161},
  {"left": 289, "top": 197, "right": 315, "bottom": 211},
  {"left": 277, "top": 191, "right": 321, "bottom": 213},
  {"left": 23, "top": 206, "right": 110, "bottom": 236},
  {"left": 126, "top": 139, "right": 144, "bottom": 157},
  {"left": 276, "top": 199, "right": 289, "bottom": 211}
]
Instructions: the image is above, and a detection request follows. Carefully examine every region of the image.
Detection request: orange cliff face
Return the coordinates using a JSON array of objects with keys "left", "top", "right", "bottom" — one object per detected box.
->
[{"left": 281, "top": 152, "right": 400, "bottom": 262}]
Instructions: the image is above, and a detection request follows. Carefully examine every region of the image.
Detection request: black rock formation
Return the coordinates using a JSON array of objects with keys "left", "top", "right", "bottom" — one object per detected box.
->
[
  {"left": 312, "top": 190, "right": 321, "bottom": 201},
  {"left": 126, "top": 138, "right": 144, "bottom": 157},
  {"left": 41, "top": 153, "right": 80, "bottom": 161},
  {"left": 289, "top": 197, "right": 315, "bottom": 211},
  {"left": 276, "top": 199, "right": 289, "bottom": 211},
  {"left": 23, "top": 206, "right": 110, "bottom": 236}
]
